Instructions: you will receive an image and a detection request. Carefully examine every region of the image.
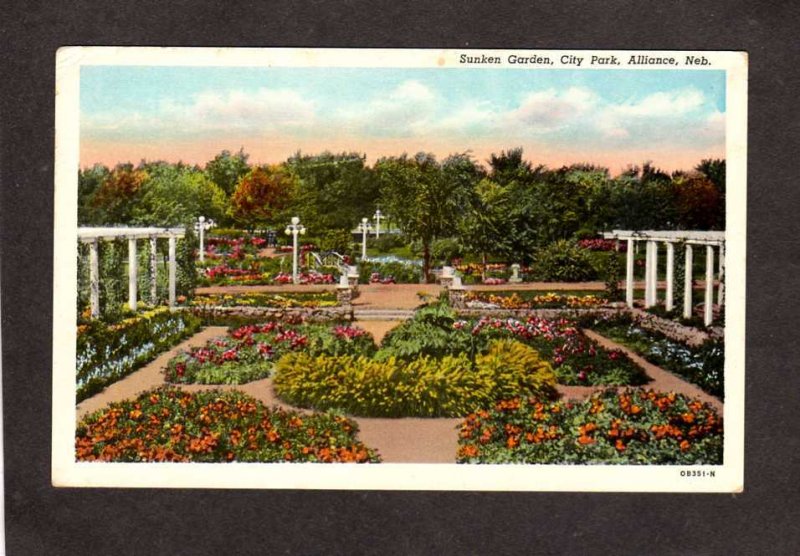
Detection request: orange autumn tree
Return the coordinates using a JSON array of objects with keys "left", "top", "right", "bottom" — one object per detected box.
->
[
  {"left": 229, "top": 165, "right": 296, "bottom": 229},
  {"left": 91, "top": 163, "right": 149, "bottom": 224},
  {"left": 674, "top": 174, "right": 723, "bottom": 230}
]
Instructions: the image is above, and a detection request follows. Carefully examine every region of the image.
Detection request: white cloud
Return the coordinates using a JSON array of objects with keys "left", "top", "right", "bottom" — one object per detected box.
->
[
  {"left": 178, "top": 88, "right": 315, "bottom": 130},
  {"left": 503, "top": 87, "right": 598, "bottom": 132},
  {"left": 335, "top": 80, "right": 437, "bottom": 136},
  {"left": 83, "top": 87, "right": 316, "bottom": 138},
  {"left": 613, "top": 89, "right": 705, "bottom": 117}
]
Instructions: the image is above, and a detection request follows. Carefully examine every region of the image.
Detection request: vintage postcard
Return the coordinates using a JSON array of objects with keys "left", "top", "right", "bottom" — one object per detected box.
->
[{"left": 52, "top": 47, "right": 746, "bottom": 491}]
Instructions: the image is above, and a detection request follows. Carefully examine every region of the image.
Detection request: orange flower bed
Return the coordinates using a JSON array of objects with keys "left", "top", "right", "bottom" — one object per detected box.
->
[
  {"left": 76, "top": 387, "right": 380, "bottom": 463},
  {"left": 457, "top": 389, "right": 722, "bottom": 464}
]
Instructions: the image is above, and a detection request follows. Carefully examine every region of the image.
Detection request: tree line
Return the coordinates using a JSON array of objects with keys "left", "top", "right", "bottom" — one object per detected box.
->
[{"left": 79, "top": 147, "right": 725, "bottom": 277}]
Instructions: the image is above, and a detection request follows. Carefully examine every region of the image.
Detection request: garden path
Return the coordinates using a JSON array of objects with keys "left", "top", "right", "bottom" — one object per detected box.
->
[
  {"left": 583, "top": 330, "right": 723, "bottom": 413},
  {"left": 355, "top": 320, "right": 403, "bottom": 344},
  {"left": 75, "top": 326, "right": 229, "bottom": 421}
]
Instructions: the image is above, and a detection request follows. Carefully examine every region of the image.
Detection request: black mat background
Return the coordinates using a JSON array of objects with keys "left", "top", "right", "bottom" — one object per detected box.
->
[{"left": 2, "top": 1, "right": 799, "bottom": 554}]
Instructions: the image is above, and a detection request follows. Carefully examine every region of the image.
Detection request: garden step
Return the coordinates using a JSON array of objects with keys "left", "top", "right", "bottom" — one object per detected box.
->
[{"left": 352, "top": 309, "right": 415, "bottom": 320}]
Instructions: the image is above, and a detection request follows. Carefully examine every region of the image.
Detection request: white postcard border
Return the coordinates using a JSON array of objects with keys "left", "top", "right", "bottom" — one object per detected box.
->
[{"left": 52, "top": 47, "right": 747, "bottom": 491}]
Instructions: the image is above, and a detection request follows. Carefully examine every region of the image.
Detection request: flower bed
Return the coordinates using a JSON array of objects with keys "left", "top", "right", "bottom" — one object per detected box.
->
[
  {"left": 165, "top": 321, "right": 375, "bottom": 384},
  {"left": 456, "top": 263, "right": 535, "bottom": 285},
  {"left": 358, "top": 260, "right": 422, "bottom": 284},
  {"left": 76, "top": 387, "right": 380, "bottom": 463},
  {"left": 199, "top": 260, "right": 336, "bottom": 286},
  {"left": 465, "top": 291, "right": 607, "bottom": 310},
  {"left": 272, "top": 271, "right": 335, "bottom": 285},
  {"left": 463, "top": 315, "right": 648, "bottom": 386},
  {"left": 77, "top": 307, "right": 202, "bottom": 402},
  {"left": 380, "top": 303, "right": 647, "bottom": 386},
  {"left": 274, "top": 339, "right": 557, "bottom": 418},
  {"left": 582, "top": 314, "right": 724, "bottom": 399},
  {"left": 198, "top": 256, "right": 284, "bottom": 286},
  {"left": 205, "top": 236, "right": 266, "bottom": 260},
  {"left": 456, "top": 389, "right": 722, "bottom": 464},
  {"left": 191, "top": 292, "right": 338, "bottom": 309},
  {"left": 578, "top": 238, "right": 625, "bottom": 252}
]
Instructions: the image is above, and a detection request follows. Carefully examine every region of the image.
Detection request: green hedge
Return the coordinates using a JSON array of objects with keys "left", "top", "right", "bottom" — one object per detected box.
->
[
  {"left": 76, "top": 308, "right": 201, "bottom": 402},
  {"left": 274, "top": 339, "right": 557, "bottom": 417}
]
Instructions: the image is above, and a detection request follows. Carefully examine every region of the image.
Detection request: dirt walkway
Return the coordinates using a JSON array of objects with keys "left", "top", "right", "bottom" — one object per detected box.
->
[
  {"left": 355, "top": 320, "right": 404, "bottom": 344},
  {"left": 75, "top": 326, "right": 229, "bottom": 421},
  {"left": 583, "top": 329, "right": 723, "bottom": 413},
  {"left": 352, "top": 283, "right": 442, "bottom": 309}
]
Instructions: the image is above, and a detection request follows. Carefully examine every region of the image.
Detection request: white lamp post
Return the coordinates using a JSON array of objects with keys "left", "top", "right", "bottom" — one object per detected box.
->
[
  {"left": 285, "top": 216, "right": 306, "bottom": 284},
  {"left": 373, "top": 209, "right": 385, "bottom": 239},
  {"left": 197, "top": 216, "right": 215, "bottom": 262},
  {"left": 357, "top": 217, "right": 372, "bottom": 260}
]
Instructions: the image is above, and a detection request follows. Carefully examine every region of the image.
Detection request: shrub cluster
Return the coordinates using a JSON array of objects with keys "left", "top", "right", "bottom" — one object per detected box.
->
[
  {"left": 532, "top": 239, "right": 598, "bottom": 282},
  {"left": 457, "top": 389, "right": 723, "bottom": 464},
  {"left": 76, "top": 387, "right": 380, "bottom": 463},
  {"left": 76, "top": 308, "right": 201, "bottom": 402},
  {"left": 358, "top": 260, "right": 422, "bottom": 284},
  {"left": 273, "top": 339, "right": 557, "bottom": 417}
]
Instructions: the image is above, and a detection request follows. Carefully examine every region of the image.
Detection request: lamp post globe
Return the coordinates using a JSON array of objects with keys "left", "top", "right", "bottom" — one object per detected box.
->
[
  {"left": 198, "top": 215, "right": 207, "bottom": 262},
  {"left": 358, "top": 217, "right": 372, "bottom": 260},
  {"left": 286, "top": 216, "right": 305, "bottom": 284},
  {"left": 373, "top": 209, "right": 384, "bottom": 239}
]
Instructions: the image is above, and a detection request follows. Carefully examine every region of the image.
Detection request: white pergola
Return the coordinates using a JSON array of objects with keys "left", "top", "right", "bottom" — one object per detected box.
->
[
  {"left": 602, "top": 230, "right": 725, "bottom": 326},
  {"left": 78, "top": 227, "right": 186, "bottom": 318}
]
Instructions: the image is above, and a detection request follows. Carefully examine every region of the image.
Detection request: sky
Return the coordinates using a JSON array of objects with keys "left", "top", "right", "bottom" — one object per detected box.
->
[{"left": 80, "top": 66, "right": 726, "bottom": 174}]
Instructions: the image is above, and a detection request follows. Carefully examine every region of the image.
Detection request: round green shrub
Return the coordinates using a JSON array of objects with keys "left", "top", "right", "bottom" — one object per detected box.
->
[{"left": 533, "top": 239, "right": 597, "bottom": 282}]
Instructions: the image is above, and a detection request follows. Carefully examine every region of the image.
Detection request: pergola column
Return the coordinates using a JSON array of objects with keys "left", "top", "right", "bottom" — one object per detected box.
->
[
  {"left": 705, "top": 245, "right": 715, "bottom": 326},
  {"left": 718, "top": 243, "right": 725, "bottom": 307},
  {"left": 645, "top": 240, "right": 658, "bottom": 308},
  {"left": 665, "top": 242, "right": 675, "bottom": 311},
  {"left": 149, "top": 236, "right": 158, "bottom": 304},
  {"left": 683, "top": 244, "right": 693, "bottom": 319},
  {"left": 128, "top": 237, "right": 138, "bottom": 311},
  {"left": 168, "top": 235, "right": 177, "bottom": 308},
  {"left": 89, "top": 239, "right": 100, "bottom": 318},
  {"left": 625, "top": 238, "right": 634, "bottom": 307}
]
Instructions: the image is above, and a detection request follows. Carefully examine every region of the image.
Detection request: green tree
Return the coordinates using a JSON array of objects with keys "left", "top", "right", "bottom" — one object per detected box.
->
[
  {"left": 78, "top": 164, "right": 110, "bottom": 225},
  {"left": 460, "top": 178, "right": 513, "bottom": 276},
  {"left": 131, "top": 162, "right": 228, "bottom": 227},
  {"left": 376, "top": 152, "right": 481, "bottom": 281},
  {"left": 286, "top": 151, "right": 379, "bottom": 233},
  {"left": 608, "top": 163, "right": 677, "bottom": 230},
  {"left": 204, "top": 148, "right": 251, "bottom": 196}
]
